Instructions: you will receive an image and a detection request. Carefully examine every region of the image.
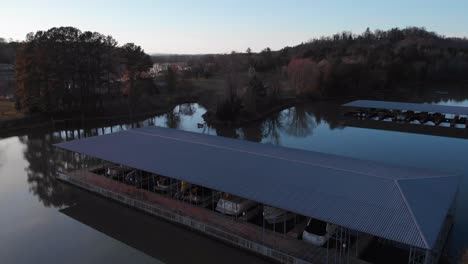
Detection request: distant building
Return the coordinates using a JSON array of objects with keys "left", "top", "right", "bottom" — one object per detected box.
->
[{"left": 152, "top": 62, "right": 191, "bottom": 78}]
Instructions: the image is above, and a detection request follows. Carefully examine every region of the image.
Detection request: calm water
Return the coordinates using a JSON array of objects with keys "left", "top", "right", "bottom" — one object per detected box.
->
[{"left": 1, "top": 101, "right": 467, "bottom": 263}]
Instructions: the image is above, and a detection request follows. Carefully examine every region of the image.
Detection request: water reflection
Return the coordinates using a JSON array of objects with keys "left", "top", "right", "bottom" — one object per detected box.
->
[
  {"left": 215, "top": 126, "right": 240, "bottom": 139},
  {"left": 0, "top": 147, "right": 5, "bottom": 169},
  {"left": 164, "top": 109, "right": 181, "bottom": 129},
  {"left": 282, "top": 107, "right": 316, "bottom": 137},
  {"left": 58, "top": 191, "right": 271, "bottom": 264},
  {"left": 262, "top": 112, "right": 283, "bottom": 145},
  {"left": 241, "top": 122, "right": 264, "bottom": 142},
  {"left": 178, "top": 103, "right": 196, "bottom": 116},
  {"left": 19, "top": 132, "right": 74, "bottom": 207},
  {"left": 18, "top": 104, "right": 208, "bottom": 209},
  {"left": 436, "top": 99, "right": 468, "bottom": 107}
]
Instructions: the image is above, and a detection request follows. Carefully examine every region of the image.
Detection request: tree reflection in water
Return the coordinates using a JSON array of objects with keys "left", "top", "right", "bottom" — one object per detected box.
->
[
  {"left": 19, "top": 131, "right": 75, "bottom": 208},
  {"left": 304, "top": 103, "right": 345, "bottom": 130},
  {"left": 282, "top": 107, "right": 316, "bottom": 137},
  {"left": 215, "top": 126, "right": 240, "bottom": 139},
  {"left": 178, "top": 103, "right": 196, "bottom": 116},
  {"left": 165, "top": 107, "right": 181, "bottom": 129},
  {"left": 262, "top": 111, "right": 284, "bottom": 145},
  {"left": 17, "top": 104, "right": 205, "bottom": 207},
  {"left": 241, "top": 121, "right": 264, "bottom": 142}
]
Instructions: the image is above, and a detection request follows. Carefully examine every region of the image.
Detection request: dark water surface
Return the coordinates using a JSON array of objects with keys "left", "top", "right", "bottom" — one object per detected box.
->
[{"left": 1, "top": 101, "right": 467, "bottom": 263}]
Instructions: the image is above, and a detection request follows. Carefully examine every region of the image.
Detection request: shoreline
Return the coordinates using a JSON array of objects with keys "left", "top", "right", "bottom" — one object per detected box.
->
[
  {"left": 202, "top": 98, "right": 300, "bottom": 127},
  {"left": 0, "top": 96, "right": 198, "bottom": 136},
  {"left": 202, "top": 96, "right": 355, "bottom": 128},
  {"left": 0, "top": 95, "right": 353, "bottom": 137}
]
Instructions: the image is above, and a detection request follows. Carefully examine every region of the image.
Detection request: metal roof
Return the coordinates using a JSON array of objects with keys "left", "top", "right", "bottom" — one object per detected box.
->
[
  {"left": 343, "top": 100, "right": 468, "bottom": 116},
  {"left": 55, "top": 126, "right": 459, "bottom": 250}
]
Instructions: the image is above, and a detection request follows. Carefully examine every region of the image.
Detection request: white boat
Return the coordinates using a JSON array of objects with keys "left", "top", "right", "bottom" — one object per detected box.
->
[
  {"left": 302, "top": 218, "right": 336, "bottom": 246},
  {"left": 105, "top": 165, "right": 131, "bottom": 179},
  {"left": 216, "top": 194, "right": 257, "bottom": 216},
  {"left": 263, "top": 205, "right": 295, "bottom": 224}
]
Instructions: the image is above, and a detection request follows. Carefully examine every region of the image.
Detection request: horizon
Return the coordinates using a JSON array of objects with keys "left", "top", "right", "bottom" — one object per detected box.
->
[{"left": 2, "top": 0, "right": 468, "bottom": 54}]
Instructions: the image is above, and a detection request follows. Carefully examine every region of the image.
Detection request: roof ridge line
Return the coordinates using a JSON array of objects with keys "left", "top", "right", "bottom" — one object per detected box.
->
[
  {"left": 126, "top": 130, "right": 396, "bottom": 181},
  {"left": 397, "top": 174, "right": 456, "bottom": 181},
  {"left": 394, "top": 179, "right": 430, "bottom": 249}
]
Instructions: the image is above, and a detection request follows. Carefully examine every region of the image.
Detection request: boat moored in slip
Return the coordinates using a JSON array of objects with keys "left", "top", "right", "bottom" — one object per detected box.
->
[
  {"left": 263, "top": 205, "right": 295, "bottom": 224},
  {"left": 216, "top": 193, "right": 258, "bottom": 216},
  {"left": 104, "top": 165, "right": 131, "bottom": 180},
  {"left": 302, "top": 218, "right": 336, "bottom": 246},
  {"left": 182, "top": 185, "right": 220, "bottom": 206},
  {"left": 153, "top": 175, "right": 178, "bottom": 193}
]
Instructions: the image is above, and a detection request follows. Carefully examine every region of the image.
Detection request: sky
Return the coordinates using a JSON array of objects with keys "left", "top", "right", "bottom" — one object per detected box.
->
[{"left": 1, "top": 0, "right": 468, "bottom": 54}]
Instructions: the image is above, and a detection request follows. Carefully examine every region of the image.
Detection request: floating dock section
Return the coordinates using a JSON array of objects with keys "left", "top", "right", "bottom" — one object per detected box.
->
[{"left": 54, "top": 126, "right": 459, "bottom": 264}]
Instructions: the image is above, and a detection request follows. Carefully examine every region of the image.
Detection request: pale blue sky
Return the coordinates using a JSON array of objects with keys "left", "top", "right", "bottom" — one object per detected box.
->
[{"left": 1, "top": 0, "right": 467, "bottom": 54}]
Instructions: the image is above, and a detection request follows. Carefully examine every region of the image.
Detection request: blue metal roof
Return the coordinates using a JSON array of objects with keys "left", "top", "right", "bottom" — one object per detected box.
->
[
  {"left": 55, "top": 126, "right": 459, "bottom": 249},
  {"left": 343, "top": 100, "right": 468, "bottom": 115}
]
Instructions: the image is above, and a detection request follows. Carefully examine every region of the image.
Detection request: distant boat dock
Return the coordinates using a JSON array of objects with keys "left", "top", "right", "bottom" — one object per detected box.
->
[
  {"left": 343, "top": 100, "right": 468, "bottom": 128},
  {"left": 54, "top": 127, "right": 459, "bottom": 264}
]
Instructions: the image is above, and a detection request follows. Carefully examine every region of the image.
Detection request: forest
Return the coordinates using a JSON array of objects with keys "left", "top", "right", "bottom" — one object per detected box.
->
[
  {"left": 2, "top": 27, "right": 468, "bottom": 121},
  {"left": 173, "top": 27, "right": 468, "bottom": 121},
  {"left": 11, "top": 27, "right": 153, "bottom": 114},
  {"left": 183, "top": 27, "right": 468, "bottom": 97}
]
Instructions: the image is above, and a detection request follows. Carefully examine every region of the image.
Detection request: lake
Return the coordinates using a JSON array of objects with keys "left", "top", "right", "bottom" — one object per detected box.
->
[{"left": 0, "top": 100, "right": 467, "bottom": 264}]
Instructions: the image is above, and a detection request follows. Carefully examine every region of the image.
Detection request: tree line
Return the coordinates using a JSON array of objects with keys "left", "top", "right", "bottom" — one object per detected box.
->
[
  {"left": 282, "top": 27, "right": 468, "bottom": 97},
  {"left": 168, "top": 27, "right": 468, "bottom": 97},
  {"left": 8, "top": 26, "right": 468, "bottom": 119},
  {"left": 0, "top": 38, "right": 18, "bottom": 64},
  {"left": 164, "top": 27, "right": 468, "bottom": 120},
  {"left": 15, "top": 27, "right": 153, "bottom": 114}
]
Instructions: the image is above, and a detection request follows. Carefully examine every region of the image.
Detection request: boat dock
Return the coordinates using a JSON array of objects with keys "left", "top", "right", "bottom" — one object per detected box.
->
[
  {"left": 54, "top": 126, "right": 459, "bottom": 264},
  {"left": 343, "top": 100, "right": 468, "bottom": 128},
  {"left": 58, "top": 167, "right": 357, "bottom": 264}
]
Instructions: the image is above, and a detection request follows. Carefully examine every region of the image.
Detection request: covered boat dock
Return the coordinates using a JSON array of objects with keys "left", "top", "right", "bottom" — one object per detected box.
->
[
  {"left": 54, "top": 126, "right": 459, "bottom": 264},
  {"left": 343, "top": 100, "right": 468, "bottom": 128}
]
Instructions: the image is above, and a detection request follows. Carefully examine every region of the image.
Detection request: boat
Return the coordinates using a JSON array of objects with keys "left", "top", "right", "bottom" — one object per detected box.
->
[
  {"left": 124, "top": 170, "right": 144, "bottom": 186},
  {"left": 432, "top": 113, "right": 445, "bottom": 125},
  {"left": 216, "top": 193, "right": 257, "bottom": 216},
  {"left": 153, "top": 175, "right": 178, "bottom": 193},
  {"left": 183, "top": 185, "right": 217, "bottom": 205},
  {"left": 124, "top": 170, "right": 154, "bottom": 189},
  {"left": 302, "top": 218, "right": 336, "bottom": 246},
  {"left": 105, "top": 165, "right": 131, "bottom": 180},
  {"left": 263, "top": 205, "right": 295, "bottom": 224}
]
